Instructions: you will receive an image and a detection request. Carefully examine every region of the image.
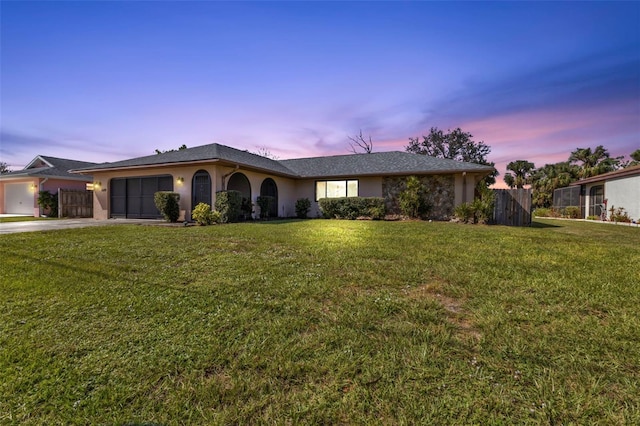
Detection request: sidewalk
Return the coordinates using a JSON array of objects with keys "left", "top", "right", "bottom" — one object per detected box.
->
[{"left": 0, "top": 218, "right": 163, "bottom": 234}]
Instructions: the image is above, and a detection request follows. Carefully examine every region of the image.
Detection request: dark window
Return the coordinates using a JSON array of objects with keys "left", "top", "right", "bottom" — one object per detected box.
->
[
  {"left": 589, "top": 185, "right": 605, "bottom": 217},
  {"left": 192, "top": 170, "right": 212, "bottom": 208}
]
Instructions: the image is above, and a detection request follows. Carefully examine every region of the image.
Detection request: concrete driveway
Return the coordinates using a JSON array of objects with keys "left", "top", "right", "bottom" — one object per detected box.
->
[{"left": 0, "top": 218, "right": 163, "bottom": 234}]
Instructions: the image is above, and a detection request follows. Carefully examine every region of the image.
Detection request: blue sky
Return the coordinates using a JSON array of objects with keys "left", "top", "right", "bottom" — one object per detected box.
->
[{"left": 1, "top": 1, "right": 638, "bottom": 186}]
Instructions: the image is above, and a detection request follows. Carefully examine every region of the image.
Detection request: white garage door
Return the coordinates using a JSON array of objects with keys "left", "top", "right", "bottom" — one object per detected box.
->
[{"left": 5, "top": 183, "right": 35, "bottom": 215}]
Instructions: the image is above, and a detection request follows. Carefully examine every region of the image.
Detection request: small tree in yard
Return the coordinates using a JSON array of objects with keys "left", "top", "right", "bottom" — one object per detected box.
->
[
  {"left": 295, "top": 198, "right": 311, "bottom": 219},
  {"left": 398, "top": 176, "right": 430, "bottom": 219},
  {"left": 154, "top": 192, "right": 180, "bottom": 222},
  {"left": 37, "top": 190, "right": 58, "bottom": 217}
]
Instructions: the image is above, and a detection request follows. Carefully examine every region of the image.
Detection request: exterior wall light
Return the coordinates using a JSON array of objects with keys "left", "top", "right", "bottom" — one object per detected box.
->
[{"left": 176, "top": 176, "right": 184, "bottom": 184}]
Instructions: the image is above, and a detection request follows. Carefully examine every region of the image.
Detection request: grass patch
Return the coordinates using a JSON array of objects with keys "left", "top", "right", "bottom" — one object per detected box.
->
[
  {"left": 1, "top": 219, "right": 639, "bottom": 423},
  {"left": 0, "top": 216, "right": 57, "bottom": 223}
]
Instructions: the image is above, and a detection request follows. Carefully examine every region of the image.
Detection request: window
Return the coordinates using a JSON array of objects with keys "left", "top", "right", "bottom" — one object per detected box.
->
[{"left": 315, "top": 179, "right": 358, "bottom": 201}]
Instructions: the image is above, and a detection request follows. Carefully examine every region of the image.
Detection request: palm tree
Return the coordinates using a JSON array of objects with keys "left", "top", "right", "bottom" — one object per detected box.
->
[
  {"left": 504, "top": 160, "right": 535, "bottom": 188},
  {"left": 569, "top": 145, "right": 619, "bottom": 178}
]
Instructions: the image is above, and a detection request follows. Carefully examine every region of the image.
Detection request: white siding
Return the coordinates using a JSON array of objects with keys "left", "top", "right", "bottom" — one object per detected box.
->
[{"left": 605, "top": 176, "right": 640, "bottom": 221}]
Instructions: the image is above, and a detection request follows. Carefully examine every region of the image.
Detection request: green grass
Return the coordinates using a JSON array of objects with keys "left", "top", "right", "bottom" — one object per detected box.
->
[
  {"left": 1, "top": 219, "right": 638, "bottom": 424},
  {"left": 0, "top": 216, "right": 57, "bottom": 223}
]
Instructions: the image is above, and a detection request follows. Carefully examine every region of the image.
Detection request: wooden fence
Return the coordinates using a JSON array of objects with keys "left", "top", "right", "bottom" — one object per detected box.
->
[
  {"left": 58, "top": 189, "right": 93, "bottom": 218},
  {"left": 493, "top": 189, "right": 532, "bottom": 226}
]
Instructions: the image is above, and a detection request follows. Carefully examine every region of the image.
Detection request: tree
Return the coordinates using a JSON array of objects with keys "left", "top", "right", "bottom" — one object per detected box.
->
[
  {"left": 503, "top": 160, "right": 535, "bottom": 188},
  {"left": 530, "top": 161, "right": 580, "bottom": 208},
  {"left": 406, "top": 127, "right": 496, "bottom": 186},
  {"left": 252, "top": 147, "right": 279, "bottom": 160},
  {"left": 398, "top": 176, "right": 430, "bottom": 218},
  {"left": 627, "top": 149, "right": 640, "bottom": 167},
  {"left": 155, "top": 144, "right": 187, "bottom": 154},
  {"left": 568, "top": 145, "right": 620, "bottom": 178},
  {"left": 0, "top": 162, "right": 9, "bottom": 174},
  {"left": 348, "top": 130, "right": 373, "bottom": 154}
]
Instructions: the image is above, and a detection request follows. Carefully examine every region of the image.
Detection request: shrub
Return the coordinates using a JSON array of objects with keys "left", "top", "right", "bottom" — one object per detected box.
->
[
  {"left": 535, "top": 208, "right": 562, "bottom": 218},
  {"left": 295, "top": 198, "right": 311, "bottom": 219},
  {"left": 609, "top": 206, "right": 631, "bottom": 223},
  {"left": 318, "top": 197, "right": 386, "bottom": 220},
  {"left": 37, "top": 190, "right": 58, "bottom": 217},
  {"left": 256, "top": 196, "right": 275, "bottom": 219},
  {"left": 454, "top": 202, "right": 474, "bottom": 223},
  {"left": 472, "top": 187, "right": 495, "bottom": 224},
  {"left": 215, "top": 191, "right": 242, "bottom": 223},
  {"left": 241, "top": 197, "right": 254, "bottom": 220},
  {"left": 398, "top": 176, "right": 430, "bottom": 219},
  {"left": 154, "top": 192, "right": 180, "bottom": 222},
  {"left": 191, "top": 202, "right": 220, "bottom": 225},
  {"left": 563, "top": 206, "right": 581, "bottom": 219}
]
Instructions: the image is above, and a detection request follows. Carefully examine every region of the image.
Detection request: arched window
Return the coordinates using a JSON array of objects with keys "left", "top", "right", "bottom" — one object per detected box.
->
[
  {"left": 192, "top": 170, "right": 212, "bottom": 209},
  {"left": 227, "top": 172, "right": 251, "bottom": 200},
  {"left": 260, "top": 178, "right": 278, "bottom": 217}
]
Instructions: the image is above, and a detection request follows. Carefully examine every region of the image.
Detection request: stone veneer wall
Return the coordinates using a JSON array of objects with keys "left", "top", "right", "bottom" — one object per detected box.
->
[{"left": 382, "top": 175, "right": 455, "bottom": 220}]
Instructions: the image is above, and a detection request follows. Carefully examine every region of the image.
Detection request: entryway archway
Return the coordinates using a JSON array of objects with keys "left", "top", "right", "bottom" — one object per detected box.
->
[
  {"left": 260, "top": 178, "right": 278, "bottom": 217},
  {"left": 192, "top": 170, "right": 212, "bottom": 208}
]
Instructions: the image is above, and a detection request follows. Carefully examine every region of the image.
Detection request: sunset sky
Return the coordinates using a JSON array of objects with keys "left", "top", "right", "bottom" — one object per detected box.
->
[{"left": 1, "top": 1, "right": 638, "bottom": 187}]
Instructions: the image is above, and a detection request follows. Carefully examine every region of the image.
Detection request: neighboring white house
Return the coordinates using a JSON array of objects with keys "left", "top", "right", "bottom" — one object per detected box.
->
[{"left": 570, "top": 165, "right": 640, "bottom": 221}]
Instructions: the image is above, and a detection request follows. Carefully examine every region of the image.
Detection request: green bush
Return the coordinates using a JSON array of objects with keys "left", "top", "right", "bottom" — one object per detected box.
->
[
  {"left": 609, "top": 206, "right": 631, "bottom": 223},
  {"left": 563, "top": 206, "right": 581, "bottom": 219},
  {"left": 37, "top": 190, "right": 58, "bottom": 217},
  {"left": 154, "top": 192, "right": 180, "bottom": 222},
  {"left": 191, "top": 202, "right": 220, "bottom": 225},
  {"left": 472, "top": 187, "right": 495, "bottom": 224},
  {"left": 295, "top": 198, "right": 311, "bottom": 219},
  {"left": 586, "top": 215, "right": 600, "bottom": 221},
  {"left": 241, "top": 197, "right": 254, "bottom": 220},
  {"left": 454, "top": 203, "right": 474, "bottom": 223},
  {"left": 215, "top": 191, "right": 242, "bottom": 223},
  {"left": 256, "top": 196, "right": 275, "bottom": 219},
  {"left": 398, "top": 176, "right": 430, "bottom": 219},
  {"left": 318, "top": 197, "right": 386, "bottom": 220},
  {"left": 535, "top": 208, "right": 563, "bottom": 218}
]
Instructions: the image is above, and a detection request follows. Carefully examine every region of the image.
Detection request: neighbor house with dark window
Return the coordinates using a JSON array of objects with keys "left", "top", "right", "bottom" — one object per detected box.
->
[
  {"left": 70, "top": 142, "right": 494, "bottom": 221},
  {"left": 569, "top": 164, "right": 640, "bottom": 221},
  {"left": 0, "top": 156, "right": 96, "bottom": 216}
]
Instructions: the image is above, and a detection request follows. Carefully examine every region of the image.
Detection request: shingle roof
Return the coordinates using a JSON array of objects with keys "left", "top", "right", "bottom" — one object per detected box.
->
[
  {"left": 72, "top": 143, "right": 296, "bottom": 176},
  {"left": 0, "top": 156, "right": 97, "bottom": 180},
  {"left": 281, "top": 151, "right": 494, "bottom": 178},
  {"left": 570, "top": 164, "right": 640, "bottom": 185},
  {"left": 71, "top": 142, "right": 495, "bottom": 178}
]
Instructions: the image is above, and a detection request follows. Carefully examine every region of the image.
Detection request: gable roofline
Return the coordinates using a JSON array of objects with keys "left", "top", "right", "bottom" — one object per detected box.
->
[
  {"left": 570, "top": 164, "right": 640, "bottom": 186},
  {"left": 70, "top": 142, "right": 495, "bottom": 178},
  {"left": 25, "top": 155, "right": 54, "bottom": 170},
  {"left": 0, "top": 155, "right": 98, "bottom": 181}
]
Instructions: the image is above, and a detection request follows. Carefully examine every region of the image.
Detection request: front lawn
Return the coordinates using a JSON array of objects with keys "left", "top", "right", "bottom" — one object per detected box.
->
[{"left": 1, "top": 219, "right": 638, "bottom": 424}]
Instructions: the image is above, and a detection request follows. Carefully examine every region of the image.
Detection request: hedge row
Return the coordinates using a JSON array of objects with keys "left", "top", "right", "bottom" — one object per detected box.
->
[{"left": 318, "top": 197, "right": 386, "bottom": 220}]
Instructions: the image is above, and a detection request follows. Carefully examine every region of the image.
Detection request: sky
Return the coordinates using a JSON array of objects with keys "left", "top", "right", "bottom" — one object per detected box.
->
[{"left": 1, "top": 1, "right": 639, "bottom": 187}]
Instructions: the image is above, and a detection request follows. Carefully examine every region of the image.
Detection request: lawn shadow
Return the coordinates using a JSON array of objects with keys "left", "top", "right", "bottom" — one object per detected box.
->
[{"left": 530, "top": 220, "right": 561, "bottom": 229}]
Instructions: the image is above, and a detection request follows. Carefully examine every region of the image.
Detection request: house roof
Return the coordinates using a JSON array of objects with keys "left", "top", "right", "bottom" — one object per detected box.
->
[
  {"left": 281, "top": 151, "right": 494, "bottom": 178},
  {"left": 71, "top": 143, "right": 297, "bottom": 176},
  {"left": 0, "top": 155, "right": 97, "bottom": 181},
  {"left": 570, "top": 164, "right": 640, "bottom": 186},
  {"left": 71, "top": 142, "right": 495, "bottom": 178}
]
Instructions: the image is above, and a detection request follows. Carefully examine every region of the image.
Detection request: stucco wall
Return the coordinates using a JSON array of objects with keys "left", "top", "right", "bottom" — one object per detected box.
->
[
  {"left": 605, "top": 175, "right": 640, "bottom": 221},
  {"left": 292, "top": 176, "right": 382, "bottom": 218},
  {"left": 1, "top": 178, "right": 89, "bottom": 216},
  {"left": 87, "top": 165, "right": 300, "bottom": 220}
]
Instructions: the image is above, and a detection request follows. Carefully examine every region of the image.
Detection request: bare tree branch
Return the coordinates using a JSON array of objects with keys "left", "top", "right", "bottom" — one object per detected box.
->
[{"left": 348, "top": 130, "right": 374, "bottom": 154}]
